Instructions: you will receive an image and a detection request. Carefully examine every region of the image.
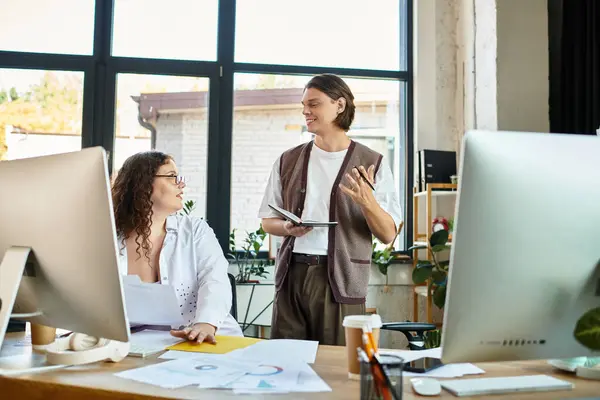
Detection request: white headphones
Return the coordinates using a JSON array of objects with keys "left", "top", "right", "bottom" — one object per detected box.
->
[{"left": 44, "top": 333, "right": 130, "bottom": 366}]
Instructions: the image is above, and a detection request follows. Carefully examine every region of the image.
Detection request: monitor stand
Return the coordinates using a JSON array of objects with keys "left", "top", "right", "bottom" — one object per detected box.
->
[{"left": 0, "top": 246, "right": 43, "bottom": 351}]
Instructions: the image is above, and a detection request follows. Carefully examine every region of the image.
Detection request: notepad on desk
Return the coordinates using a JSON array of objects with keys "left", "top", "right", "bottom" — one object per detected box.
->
[
  {"left": 166, "top": 335, "right": 262, "bottom": 354},
  {"left": 268, "top": 204, "right": 337, "bottom": 227},
  {"left": 129, "top": 330, "right": 184, "bottom": 358}
]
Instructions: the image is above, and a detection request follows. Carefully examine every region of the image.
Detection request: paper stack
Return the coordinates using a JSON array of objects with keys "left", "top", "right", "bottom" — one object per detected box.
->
[{"left": 115, "top": 338, "right": 330, "bottom": 394}]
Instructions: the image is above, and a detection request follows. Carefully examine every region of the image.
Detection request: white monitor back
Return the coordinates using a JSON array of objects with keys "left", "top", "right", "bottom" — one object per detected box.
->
[
  {"left": 0, "top": 148, "right": 129, "bottom": 343},
  {"left": 442, "top": 130, "right": 600, "bottom": 363}
]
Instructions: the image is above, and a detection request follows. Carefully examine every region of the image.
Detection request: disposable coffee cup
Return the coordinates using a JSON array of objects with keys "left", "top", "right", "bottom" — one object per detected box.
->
[
  {"left": 343, "top": 314, "right": 382, "bottom": 380},
  {"left": 31, "top": 323, "right": 57, "bottom": 350}
]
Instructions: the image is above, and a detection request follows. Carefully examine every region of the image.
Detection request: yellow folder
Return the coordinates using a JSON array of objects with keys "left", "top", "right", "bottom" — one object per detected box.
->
[{"left": 166, "top": 335, "right": 263, "bottom": 354}]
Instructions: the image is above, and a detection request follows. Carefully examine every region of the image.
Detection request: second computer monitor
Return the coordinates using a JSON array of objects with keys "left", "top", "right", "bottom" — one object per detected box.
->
[{"left": 442, "top": 130, "right": 600, "bottom": 363}]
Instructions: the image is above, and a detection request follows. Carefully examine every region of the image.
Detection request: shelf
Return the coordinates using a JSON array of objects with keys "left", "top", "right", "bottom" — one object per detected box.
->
[
  {"left": 415, "top": 233, "right": 453, "bottom": 241},
  {"left": 412, "top": 182, "right": 456, "bottom": 324},
  {"left": 414, "top": 286, "right": 428, "bottom": 297},
  {"left": 413, "top": 241, "right": 452, "bottom": 247},
  {"left": 414, "top": 183, "right": 457, "bottom": 198},
  {"left": 414, "top": 190, "right": 457, "bottom": 198}
]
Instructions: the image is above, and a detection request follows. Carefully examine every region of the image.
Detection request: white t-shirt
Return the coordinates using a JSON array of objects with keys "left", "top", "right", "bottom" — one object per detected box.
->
[{"left": 258, "top": 144, "right": 403, "bottom": 255}]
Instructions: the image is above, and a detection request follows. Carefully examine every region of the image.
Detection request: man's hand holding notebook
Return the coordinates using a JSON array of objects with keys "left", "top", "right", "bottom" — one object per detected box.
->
[{"left": 268, "top": 204, "right": 338, "bottom": 227}]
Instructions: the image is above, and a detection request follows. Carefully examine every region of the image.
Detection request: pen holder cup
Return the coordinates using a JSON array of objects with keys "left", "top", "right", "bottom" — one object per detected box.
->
[{"left": 359, "top": 354, "right": 404, "bottom": 400}]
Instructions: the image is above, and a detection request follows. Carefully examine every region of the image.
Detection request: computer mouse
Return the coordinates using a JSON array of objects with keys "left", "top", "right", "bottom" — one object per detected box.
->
[{"left": 410, "top": 377, "right": 442, "bottom": 396}]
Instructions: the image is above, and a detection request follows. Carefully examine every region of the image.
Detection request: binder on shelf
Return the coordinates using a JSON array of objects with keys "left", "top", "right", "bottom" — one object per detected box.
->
[{"left": 417, "top": 150, "right": 457, "bottom": 192}]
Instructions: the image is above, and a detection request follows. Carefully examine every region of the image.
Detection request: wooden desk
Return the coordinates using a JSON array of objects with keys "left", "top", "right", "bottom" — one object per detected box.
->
[{"left": 0, "top": 332, "right": 598, "bottom": 399}]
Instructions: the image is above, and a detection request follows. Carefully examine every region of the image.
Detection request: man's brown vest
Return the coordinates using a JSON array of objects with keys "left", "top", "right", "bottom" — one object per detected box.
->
[{"left": 275, "top": 140, "right": 383, "bottom": 304}]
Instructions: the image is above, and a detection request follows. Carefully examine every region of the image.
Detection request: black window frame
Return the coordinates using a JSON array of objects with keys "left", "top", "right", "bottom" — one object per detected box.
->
[{"left": 0, "top": 0, "right": 414, "bottom": 254}]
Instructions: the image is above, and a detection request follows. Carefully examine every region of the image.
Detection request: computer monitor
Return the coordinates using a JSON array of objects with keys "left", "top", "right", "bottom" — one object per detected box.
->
[
  {"left": 0, "top": 147, "right": 130, "bottom": 350},
  {"left": 442, "top": 130, "right": 600, "bottom": 363}
]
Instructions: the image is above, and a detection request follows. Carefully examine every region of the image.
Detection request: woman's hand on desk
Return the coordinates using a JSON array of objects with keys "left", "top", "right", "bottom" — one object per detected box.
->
[
  {"left": 339, "top": 165, "right": 376, "bottom": 208},
  {"left": 283, "top": 221, "right": 313, "bottom": 237},
  {"left": 170, "top": 323, "right": 217, "bottom": 344}
]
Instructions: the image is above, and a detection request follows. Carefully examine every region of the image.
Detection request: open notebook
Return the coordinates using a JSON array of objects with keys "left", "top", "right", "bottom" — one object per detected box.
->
[{"left": 268, "top": 204, "right": 337, "bottom": 227}]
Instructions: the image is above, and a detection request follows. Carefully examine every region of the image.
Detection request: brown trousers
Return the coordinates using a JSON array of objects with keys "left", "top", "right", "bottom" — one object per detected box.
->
[{"left": 270, "top": 261, "right": 365, "bottom": 345}]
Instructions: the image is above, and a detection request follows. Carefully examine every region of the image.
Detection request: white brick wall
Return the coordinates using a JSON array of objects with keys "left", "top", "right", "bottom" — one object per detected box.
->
[{"left": 155, "top": 113, "right": 207, "bottom": 217}]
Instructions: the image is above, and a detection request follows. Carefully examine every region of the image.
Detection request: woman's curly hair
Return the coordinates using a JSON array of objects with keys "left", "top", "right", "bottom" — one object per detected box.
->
[{"left": 111, "top": 151, "right": 172, "bottom": 261}]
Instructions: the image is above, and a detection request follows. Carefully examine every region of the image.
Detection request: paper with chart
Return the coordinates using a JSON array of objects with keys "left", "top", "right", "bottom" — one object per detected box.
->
[
  {"left": 115, "top": 355, "right": 255, "bottom": 389},
  {"left": 122, "top": 275, "right": 184, "bottom": 327},
  {"left": 229, "top": 362, "right": 331, "bottom": 394},
  {"left": 117, "top": 339, "right": 330, "bottom": 393}
]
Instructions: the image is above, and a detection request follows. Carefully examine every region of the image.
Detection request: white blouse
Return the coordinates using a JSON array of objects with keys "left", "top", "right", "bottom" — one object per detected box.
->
[{"left": 118, "top": 214, "right": 242, "bottom": 336}]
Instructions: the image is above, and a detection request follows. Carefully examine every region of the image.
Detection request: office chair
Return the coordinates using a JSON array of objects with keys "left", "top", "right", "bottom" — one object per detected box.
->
[
  {"left": 227, "top": 273, "right": 237, "bottom": 321},
  {"left": 381, "top": 321, "right": 437, "bottom": 351}
]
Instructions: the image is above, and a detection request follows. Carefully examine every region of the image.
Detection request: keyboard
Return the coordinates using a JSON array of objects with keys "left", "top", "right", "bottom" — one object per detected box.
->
[{"left": 441, "top": 374, "right": 573, "bottom": 397}]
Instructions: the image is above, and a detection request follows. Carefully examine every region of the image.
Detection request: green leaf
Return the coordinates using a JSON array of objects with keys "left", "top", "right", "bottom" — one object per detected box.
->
[
  {"left": 431, "top": 268, "right": 447, "bottom": 285},
  {"left": 574, "top": 307, "right": 600, "bottom": 351},
  {"left": 430, "top": 230, "right": 449, "bottom": 247},
  {"left": 408, "top": 245, "right": 428, "bottom": 252},
  {"left": 431, "top": 244, "right": 450, "bottom": 253},
  {"left": 416, "top": 261, "right": 434, "bottom": 269},
  {"left": 433, "top": 285, "right": 447, "bottom": 309},
  {"left": 378, "top": 263, "right": 388, "bottom": 276},
  {"left": 412, "top": 264, "right": 433, "bottom": 284}
]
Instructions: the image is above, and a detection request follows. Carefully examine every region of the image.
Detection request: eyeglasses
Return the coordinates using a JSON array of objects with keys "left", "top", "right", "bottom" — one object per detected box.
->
[{"left": 155, "top": 175, "right": 187, "bottom": 185}]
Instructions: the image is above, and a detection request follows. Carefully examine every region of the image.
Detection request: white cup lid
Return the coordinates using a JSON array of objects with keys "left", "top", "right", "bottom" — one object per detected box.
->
[{"left": 342, "top": 314, "right": 382, "bottom": 329}]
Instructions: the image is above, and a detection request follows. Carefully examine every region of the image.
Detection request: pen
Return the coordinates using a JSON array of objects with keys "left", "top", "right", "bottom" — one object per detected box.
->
[
  {"left": 353, "top": 166, "right": 375, "bottom": 191},
  {"left": 363, "top": 333, "right": 389, "bottom": 399},
  {"left": 372, "top": 353, "right": 401, "bottom": 400}
]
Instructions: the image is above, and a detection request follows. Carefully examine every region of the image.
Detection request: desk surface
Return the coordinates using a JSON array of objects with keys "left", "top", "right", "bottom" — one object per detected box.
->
[{"left": 0, "top": 333, "right": 598, "bottom": 399}]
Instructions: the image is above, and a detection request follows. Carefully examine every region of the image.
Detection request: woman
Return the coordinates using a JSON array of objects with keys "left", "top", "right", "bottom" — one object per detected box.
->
[
  {"left": 258, "top": 74, "right": 402, "bottom": 345},
  {"left": 112, "top": 151, "right": 242, "bottom": 343}
]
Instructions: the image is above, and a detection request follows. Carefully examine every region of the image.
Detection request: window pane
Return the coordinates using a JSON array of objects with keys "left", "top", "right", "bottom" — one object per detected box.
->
[
  {"left": 0, "top": 69, "right": 83, "bottom": 160},
  {"left": 0, "top": 1, "right": 94, "bottom": 55},
  {"left": 113, "top": 74, "right": 210, "bottom": 218},
  {"left": 230, "top": 73, "right": 404, "bottom": 251},
  {"left": 112, "top": 0, "right": 218, "bottom": 61},
  {"left": 235, "top": 0, "right": 402, "bottom": 71}
]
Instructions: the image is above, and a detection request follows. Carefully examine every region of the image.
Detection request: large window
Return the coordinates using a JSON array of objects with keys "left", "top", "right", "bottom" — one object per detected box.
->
[
  {"left": 0, "top": 69, "right": 84, "bottom": 161},
  {"left": 113, "top": 73, "right": 210, "bottom": 218},
  {"left": 112, "top": 0, "right": 218, "bottom": 61},
  {"left": 235, "top": 0, "right": 403, "bottom": 70},
  {"left": 0, "top": 0, "right": 412, "bottom": 252},
  {"left": 0, "top": 0, "right": 95, "bottom": 55}
]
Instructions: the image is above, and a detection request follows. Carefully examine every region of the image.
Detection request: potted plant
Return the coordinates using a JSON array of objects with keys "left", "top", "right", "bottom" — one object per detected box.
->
[
  {"left": 372, "top": 238, "right": 411, "bottom": 291},
  {"left": 372, "top": 239, "right": 394, "bottom": 284},
  {"left": 179, "top": 199, "right": 196, "bottom": 216},
  {"left": 409, "top": 229, "right": 451, "bottom": 348},
  {"left": 410, "top": 229, "right": 451, "bottom": 309},
  {"left": 228, "top": 225, "right": 273, "bottom": 284}
]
